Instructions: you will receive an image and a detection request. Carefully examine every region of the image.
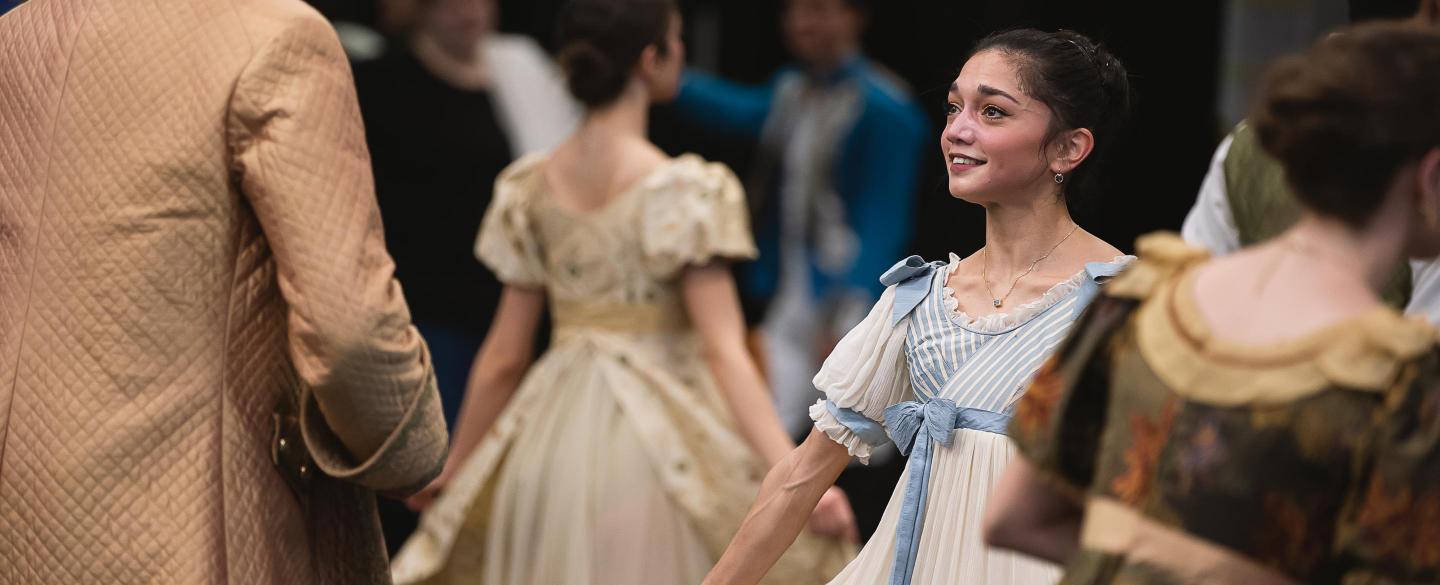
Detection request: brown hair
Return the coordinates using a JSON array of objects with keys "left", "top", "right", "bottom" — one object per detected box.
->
[
  {"left": 1252, "top": 21, "right": 1440, "bottom": 227},
  {"left": 554, "top": 0, "right": 676, "bottom": 108}
]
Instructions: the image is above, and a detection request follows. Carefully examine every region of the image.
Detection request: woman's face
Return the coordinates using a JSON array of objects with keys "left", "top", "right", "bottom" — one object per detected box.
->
[
  {"left": 941, "top": 50, "right": 1060, "bottom": 205},
  {"left": 645, "top": 12, "right": 686, "bottom": 103},
  {"left": 421, "top": 0, "right": 496, "bottom": 57}
]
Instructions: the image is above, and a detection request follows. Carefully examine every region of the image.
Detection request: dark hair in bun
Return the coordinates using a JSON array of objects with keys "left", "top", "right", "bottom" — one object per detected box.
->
[
  {"left": 1251, "top": 21, "right": 1440, "bottom": 227},
  {"left": 554, "top": 0, "right": 676, "bottom": 108},
  {"left": 970, "top": 29, "right": 1132, "bottom": 207}
]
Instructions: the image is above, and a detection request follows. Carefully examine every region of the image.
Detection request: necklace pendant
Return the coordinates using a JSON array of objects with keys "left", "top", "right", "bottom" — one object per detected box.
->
[{"left": 993, "top": 298, "right": 1002, "bottom": 308}]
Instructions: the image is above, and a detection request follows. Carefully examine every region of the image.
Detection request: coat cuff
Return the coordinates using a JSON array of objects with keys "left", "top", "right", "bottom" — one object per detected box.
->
[{"left": 300, "top": 342, "right": 449, "bottom": 494}]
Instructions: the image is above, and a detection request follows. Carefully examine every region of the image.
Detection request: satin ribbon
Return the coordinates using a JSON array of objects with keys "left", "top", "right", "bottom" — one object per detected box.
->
[
  {"left": 880, "top": 255, "right": 946, "bottom": 327},
  {"left": 882, "top": 398, "right": 1011, "bottom": 585}
]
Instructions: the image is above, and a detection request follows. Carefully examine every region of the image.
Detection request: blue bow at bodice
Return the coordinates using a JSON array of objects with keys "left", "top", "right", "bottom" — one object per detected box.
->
[{"left": 879, "top": 255, "right": 946, "bottom": 326}]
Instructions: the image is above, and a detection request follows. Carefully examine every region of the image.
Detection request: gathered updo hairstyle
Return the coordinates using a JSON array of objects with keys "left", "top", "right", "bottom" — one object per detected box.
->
[
  {"left": 969, "top": 29, "right": 1132, "bottom": 206},
  {"left": 1252, "top": 21, "right": 1440, "bottom": 228},
  {"left": 554, "top": 0, "right": 676, "bottom": 108}
]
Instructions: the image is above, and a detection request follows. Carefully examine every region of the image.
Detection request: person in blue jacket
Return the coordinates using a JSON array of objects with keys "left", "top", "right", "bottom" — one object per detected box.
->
[{"left": 671, "top": 0, "right": 928, "bottom": 437}]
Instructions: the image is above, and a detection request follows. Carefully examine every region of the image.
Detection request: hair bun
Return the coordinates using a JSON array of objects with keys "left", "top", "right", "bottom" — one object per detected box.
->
[
  {"left": 1056, "top": 30, "right": 1130, "bottom": 113},
  {"left": 558, "top": 41, "right": 620, "bottom": 106},
  {"left": 1249, "top": 56, "right": 1314, "bottom": 166},
  {"left": 554, "top": 0, "right": 676, "bottom": 107},
  {"left": 1249, "top": 22, "right": 1440, "bottom": 227}
]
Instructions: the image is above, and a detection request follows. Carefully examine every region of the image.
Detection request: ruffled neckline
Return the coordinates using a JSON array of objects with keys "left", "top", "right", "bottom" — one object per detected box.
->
[
  {"left": 1121, "top": 232, "right": 1437, "bottom": 403},
  {"left": 941, "top": 253, "right": 1136, "bottom": 333}
]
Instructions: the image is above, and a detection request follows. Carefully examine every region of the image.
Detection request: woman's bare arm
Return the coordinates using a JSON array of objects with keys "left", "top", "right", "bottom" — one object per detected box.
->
[
  {"left": 405, "top": 285, "right": 545, "bottom": 509},
  {"left": 703, "top": 430, "right": 853, "bottom": 585}
]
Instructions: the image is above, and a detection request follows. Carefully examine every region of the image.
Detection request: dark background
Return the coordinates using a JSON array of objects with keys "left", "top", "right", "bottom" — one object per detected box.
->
[{"left": 311, "top": 0, "right": 1226, "bottom": 259}]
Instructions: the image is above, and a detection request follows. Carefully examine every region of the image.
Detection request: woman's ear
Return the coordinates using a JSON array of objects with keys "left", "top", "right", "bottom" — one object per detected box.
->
[
  {"left": 1049, "top": 128, "right": 1095, "bottom": 176},
  {"left": 635, "top": 44, "right": 660, "bottom": 85}
]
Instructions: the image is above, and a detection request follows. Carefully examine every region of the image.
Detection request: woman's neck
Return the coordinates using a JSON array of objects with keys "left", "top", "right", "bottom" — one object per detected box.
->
[
  {"left": 573, "top": 83, "right": 651, "bottom": 146},
  {"left": 980, "top": 195, "right": 1077, "bottom": 280},
  {"left": 1284, "top": 213, "right": 1404, "bottom": 294}
]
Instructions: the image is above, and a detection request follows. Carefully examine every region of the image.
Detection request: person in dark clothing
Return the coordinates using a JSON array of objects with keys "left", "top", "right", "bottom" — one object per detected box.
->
[{"left": 351, "top": 0, "right": 578, "bottom": 553}]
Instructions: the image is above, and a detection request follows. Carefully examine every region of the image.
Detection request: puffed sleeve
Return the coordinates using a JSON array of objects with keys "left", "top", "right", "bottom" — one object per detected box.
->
[
  {"left": 638, "top": 155, "right": 757, "bottom": 279},
  {"left": 808, "top": 284, "right": 914, "bottom": 464},
  {"left": 474, "top": 154, "right": 548, "bottom": 288}
]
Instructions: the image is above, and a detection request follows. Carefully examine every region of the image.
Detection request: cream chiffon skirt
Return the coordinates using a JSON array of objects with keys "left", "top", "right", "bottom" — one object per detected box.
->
[
  {"left": 392, "top": 330, "right": 851, "bottom": 585},
  {"left": 824, "top": 428, "right": 1061, "bottom": 585}
]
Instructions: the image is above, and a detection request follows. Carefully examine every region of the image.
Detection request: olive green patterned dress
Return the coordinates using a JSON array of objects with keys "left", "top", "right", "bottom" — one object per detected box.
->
[{"left": 1011, "top": 233, "right": 1440, "bottom": 585}]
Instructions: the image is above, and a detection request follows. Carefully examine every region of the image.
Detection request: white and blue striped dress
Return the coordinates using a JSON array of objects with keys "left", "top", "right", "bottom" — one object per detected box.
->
[{"left": 809, "top": 253, "right": 1134, "bottom": 585}]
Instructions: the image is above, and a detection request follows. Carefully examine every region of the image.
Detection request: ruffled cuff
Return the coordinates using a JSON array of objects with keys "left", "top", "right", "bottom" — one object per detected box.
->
[{"left": 810, "top": 399, "right": 890, "bottom": 464}]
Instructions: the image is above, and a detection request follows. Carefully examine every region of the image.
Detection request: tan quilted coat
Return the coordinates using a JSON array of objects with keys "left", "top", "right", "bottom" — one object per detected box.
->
[{"left": 0, "top": 0, "right": 448, "bottom": 583}]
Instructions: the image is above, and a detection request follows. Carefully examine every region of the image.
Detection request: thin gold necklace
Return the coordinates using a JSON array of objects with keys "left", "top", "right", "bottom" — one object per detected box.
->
[{"left": 981, "top": 223, "right": 1081, "bottom": 308}]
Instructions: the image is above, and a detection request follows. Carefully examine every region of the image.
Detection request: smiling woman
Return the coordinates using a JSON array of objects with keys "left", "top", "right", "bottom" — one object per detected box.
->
[
  {"left": 701, "top": 27, "right": 1136, "bottom": 585},
  {"left": 944, "top": 29, "right": 1130, "bottom": 213}
]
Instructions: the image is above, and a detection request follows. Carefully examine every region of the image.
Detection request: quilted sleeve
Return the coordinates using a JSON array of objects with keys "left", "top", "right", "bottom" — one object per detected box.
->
[
  {"left": 639, "top": 158, "right": 758, "bottom": 279},
  {"left": 226, "top": 12, "right": 446, "bottom": 493}
]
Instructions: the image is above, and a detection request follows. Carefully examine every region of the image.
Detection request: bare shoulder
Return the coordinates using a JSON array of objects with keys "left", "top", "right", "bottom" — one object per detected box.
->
[{"left": 1076, "top": 229, "right": 1126, "bottom": 263}]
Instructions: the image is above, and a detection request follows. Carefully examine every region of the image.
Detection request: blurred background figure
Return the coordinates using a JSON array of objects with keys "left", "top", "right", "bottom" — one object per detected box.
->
[
  {"left": 669, "top": 0, "right": 928, "bottom": 443},
  {"left": 388, "top": 0, "right": 854, "bottom": 582},
  {"left": 355, "top": 0, "right": 577, "bottom": 432},
  {"left": 1183, "top": 0, "right": 1440, "bottom": 321},
  {"left": 350, "top": 0, "right": 579, "bottom": 552}
]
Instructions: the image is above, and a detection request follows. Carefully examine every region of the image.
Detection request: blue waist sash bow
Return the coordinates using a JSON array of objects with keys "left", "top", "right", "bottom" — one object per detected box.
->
[{"left": 883, "top": 398, "right": 1010, "bottom": 585}]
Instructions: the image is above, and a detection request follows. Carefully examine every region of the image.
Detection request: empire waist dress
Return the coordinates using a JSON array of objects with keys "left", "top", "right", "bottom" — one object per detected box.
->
[{"left": 810, "top": 253, "right": 1134, "bottom": 585}]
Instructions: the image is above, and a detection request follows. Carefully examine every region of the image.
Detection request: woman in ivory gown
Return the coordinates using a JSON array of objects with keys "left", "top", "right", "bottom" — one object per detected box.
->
[
  {"left": 703, "top": 28, "right": 1135, "bottom": 585},
  {"left": 389, "top": 0, "right": 856, "bottom": 584}
]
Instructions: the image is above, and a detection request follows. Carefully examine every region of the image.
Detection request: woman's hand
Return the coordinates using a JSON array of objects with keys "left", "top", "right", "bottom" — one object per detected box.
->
[
  {"left": 403, "top": 459, "right": 457, "bottom": 512},
  {"left": 809, "top": 485, "right": 860, "bottom": 543}
]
